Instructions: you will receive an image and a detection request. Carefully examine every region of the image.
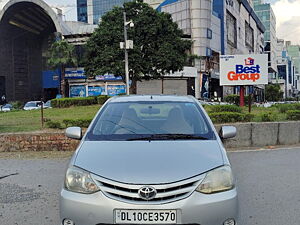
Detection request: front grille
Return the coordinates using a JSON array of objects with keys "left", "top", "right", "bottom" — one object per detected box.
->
[{"left": 92, "top": 174, "right": 204, "bottom": 205}]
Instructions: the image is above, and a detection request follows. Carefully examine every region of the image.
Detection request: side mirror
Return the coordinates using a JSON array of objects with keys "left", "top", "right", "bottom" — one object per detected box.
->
[
  {"left": 65, "top": 127, "right": 82, "bottom": 140},
  {"left": 220, "top": 126, "right": 237, "bottom": 139}
]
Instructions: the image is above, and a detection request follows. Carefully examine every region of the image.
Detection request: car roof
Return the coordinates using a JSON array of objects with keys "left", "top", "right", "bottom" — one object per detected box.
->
[
  {"left": 108, "top": 95, "right": 196, "bottom": 103},
  {"left": 26, "top": 101, "right": 41, "bottom": 103}
]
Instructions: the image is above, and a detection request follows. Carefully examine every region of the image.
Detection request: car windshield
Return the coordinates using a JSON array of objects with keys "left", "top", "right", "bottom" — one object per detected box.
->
[
  {"left": 25, "top": 102, "right": 37, "bottom": 107},
  {"left": 44, "top": 101, "right": 51, "bottom": 107},
  {"left": 86, "top": 101, "right": 215, "bottom": 141}
]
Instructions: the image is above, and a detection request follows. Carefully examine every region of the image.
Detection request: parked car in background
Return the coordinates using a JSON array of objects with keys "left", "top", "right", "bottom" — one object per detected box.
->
[
  {"left": 61, "top": 95, "right": 238, "bottom": 225},
  {"left": 43, "top": 100, "right": 52, "bottom": 109},
  {"left": 0, "top": 104, "right": 13, "bottom": 112},
  {"left": 23, "top": 101, "right": 43, "bottom": 111}
]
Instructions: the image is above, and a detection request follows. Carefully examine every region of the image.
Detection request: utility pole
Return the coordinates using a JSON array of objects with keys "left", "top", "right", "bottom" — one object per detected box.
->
[{"left": 123, "top": 12, "right": 130, "bottom": 95}]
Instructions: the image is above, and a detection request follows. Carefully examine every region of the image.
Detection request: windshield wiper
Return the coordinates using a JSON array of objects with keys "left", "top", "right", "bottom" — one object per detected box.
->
[{"left": 127, "top": 134, "right": 209, "bottom": 141}]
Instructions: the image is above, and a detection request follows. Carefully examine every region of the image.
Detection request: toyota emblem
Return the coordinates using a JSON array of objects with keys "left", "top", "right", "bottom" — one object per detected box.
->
[{"left": 138, "top": 186, "right": 157, "bottom": 200}]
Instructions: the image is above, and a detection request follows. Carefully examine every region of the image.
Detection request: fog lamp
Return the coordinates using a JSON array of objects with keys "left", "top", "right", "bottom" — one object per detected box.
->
[
  {"left": 223, "top": 218, "right": 235, "bottom": 225},
  {"left": 63, "top": 219, "right": 75, "bottom": 225}
]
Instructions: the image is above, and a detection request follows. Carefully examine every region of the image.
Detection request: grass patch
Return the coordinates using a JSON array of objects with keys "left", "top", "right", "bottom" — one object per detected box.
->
[
  {"left": 0, "top": 103, "right": 299, "bottom": 133},
  {"left": 0, "top": 105, "right": 100, "bottom": 133}
]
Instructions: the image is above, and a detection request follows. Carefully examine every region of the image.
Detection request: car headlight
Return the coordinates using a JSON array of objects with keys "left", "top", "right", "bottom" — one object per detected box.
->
[
  {"left": 65, "top": 166, "right": 100, "bottom": 194},
  {"left": 196, "top": 165, "right": 234, "bottom": 194}
]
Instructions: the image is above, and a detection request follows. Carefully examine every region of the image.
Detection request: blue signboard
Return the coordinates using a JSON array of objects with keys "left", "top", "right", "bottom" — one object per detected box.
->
[
  {"left": 95, "top": 74, "right": 123, "bottom": 81},
  {"left": 70, "top": 85, "right": 86, "bottom": 97},
  {"left": 43, "top": 70, "right": 60, "bottom": 88},
  {"left": 88, "top": 86, "right": 106, "bottom": 96},
  {"left": 107, "top": 85, "right": 126, "bottom": 96},
  {"left": 65, "top": 68, "right": 86, "bottom": 79}
]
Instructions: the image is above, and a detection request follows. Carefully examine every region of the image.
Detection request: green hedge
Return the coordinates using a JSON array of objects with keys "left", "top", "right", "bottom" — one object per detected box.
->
[
  {"left": 208, "top": 105, "right": 242, "bottom": 113},
  {"left": 63, "top": 119, "right": 92, "bottom": 128},
  {"left": 259, "top": 112, "right": 277, "bottom": 122},
  {"left": 46, "top": 121, "right": 63, "bottom": 129},
  {"left": 208, "top": 112, "right": 253, "bottom": 124},
  {"left": 286, "top": 110, "right": 300, "bottom": 121},
  {"left": 275, "top": 103, "right": 300, "bottom": 113},
  {"left": 52, "top": 96, "right": 109, "bottom": 108}
]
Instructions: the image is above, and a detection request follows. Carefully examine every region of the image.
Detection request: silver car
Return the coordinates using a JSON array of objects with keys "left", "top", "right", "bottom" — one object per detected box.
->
[{"left": 61, "top": 95, "right": 238, "bottom": 225}]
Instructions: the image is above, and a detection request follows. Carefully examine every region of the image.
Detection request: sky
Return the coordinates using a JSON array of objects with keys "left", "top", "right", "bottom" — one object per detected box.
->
[
  {"left": 271, "top": 0, "right": 300, "bottom": 44},
  {"left": 44, "top": 0, "right": 300, "bottom": 44}
]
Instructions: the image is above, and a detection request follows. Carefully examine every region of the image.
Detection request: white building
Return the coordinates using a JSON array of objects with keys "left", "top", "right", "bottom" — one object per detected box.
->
[{"left": 275, "top": 39, "right": 295, "bottom": 98}]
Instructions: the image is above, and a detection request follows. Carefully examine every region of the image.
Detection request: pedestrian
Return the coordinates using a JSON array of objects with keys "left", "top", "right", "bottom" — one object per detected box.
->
[{"left": 1, "top": 94, "right": 6, "bottom": 104}]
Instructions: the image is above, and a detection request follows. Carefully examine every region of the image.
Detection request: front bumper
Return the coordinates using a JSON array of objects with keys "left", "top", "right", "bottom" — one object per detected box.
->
[{"left": 60, "top": 187, "right": 238, "bottom": 225}]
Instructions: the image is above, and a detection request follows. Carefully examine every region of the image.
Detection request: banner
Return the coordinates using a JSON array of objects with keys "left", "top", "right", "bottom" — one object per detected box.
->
[
  {"left": 220, "top": 54, "right": 268, "bottom": 86},
  {"left": 88, "top": 86, "right": 106, "bottom": 96},
  {"left": 70, "top": 85, "right": 86, "bottom": 97},
  {"left": 107, "top": 85, "right": 126, "bottom": 96}
]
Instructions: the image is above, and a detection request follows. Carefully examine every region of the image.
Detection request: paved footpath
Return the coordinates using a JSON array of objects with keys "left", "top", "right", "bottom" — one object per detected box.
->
[{"left": 1, "top": 148, "right": 300, "bottom": 225}]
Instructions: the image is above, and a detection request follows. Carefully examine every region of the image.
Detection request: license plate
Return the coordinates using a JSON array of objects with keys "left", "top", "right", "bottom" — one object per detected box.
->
[{"left": 114, "top": 209, "right": 177, "bottom": 224}]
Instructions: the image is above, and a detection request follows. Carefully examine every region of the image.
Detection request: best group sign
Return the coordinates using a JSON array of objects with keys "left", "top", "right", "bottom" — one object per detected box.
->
[{"left": 220, "top": 54, "right": 268, "bottom": 86}]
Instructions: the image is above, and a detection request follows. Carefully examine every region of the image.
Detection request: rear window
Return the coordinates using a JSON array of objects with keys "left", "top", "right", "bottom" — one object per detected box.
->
[{"left": 86, "top": 101, "right": 215, "bottom": 141}]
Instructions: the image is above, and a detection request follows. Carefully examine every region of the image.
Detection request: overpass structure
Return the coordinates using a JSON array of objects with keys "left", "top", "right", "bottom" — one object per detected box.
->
[{"left": 0, "top": 0, "right": 96, "bottom": 102}]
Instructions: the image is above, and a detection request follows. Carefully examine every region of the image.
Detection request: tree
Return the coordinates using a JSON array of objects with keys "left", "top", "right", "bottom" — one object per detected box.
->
[
  {"left": 265, "top": 84, "right": 283, "bottom": 101},
  {"left": 84, "top": 0, "right": 192, "bottom": 93},
  {"left": 47, "top": 40, "right": 77, "bottom": 97}
]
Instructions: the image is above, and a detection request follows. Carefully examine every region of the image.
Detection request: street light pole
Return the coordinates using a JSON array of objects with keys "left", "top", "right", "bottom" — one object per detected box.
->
[{"left": 123, "top": 12, "right": 130, "bottom": 95}]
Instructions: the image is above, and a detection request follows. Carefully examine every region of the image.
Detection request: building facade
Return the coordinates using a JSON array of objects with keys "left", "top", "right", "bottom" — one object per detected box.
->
[
  {"left": 77, "top": 0, "right": 132, "bottom": 24},
  {"left": 158, "top": 0, "right": 265, "bottom": 99},
  {"left": 286, "top": 42, "right": 300, "bottom": 96},
  {"left": 254, "top": 1, "right": 277, "bottom": 80},
  {"left": 275, "top": 39, "right": 295, "bottom": 98}
]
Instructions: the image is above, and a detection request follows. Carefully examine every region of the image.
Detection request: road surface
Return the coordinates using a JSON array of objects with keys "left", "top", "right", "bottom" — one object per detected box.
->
[{"left": 1, "top": 148, "right": 300, "bottom": 225}]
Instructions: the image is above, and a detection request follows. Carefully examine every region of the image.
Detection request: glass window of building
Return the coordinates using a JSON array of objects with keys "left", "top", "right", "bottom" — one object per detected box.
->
[
  {"left": 245, "top": 21, "right": 254, "bottom": 52},
  {"left": 226, "top": 11, "right": 237, "bottom": 48},
  {"left": 77, "top": 0, "right": 88, "bottom": 23},
  {"left": 92, "top": 0, "right": 133, "bottom": 24}
]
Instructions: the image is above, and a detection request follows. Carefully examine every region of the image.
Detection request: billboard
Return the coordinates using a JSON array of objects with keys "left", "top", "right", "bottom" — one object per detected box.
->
[{"left": 220, "top": 54, "right": 268, "bottom": 86}]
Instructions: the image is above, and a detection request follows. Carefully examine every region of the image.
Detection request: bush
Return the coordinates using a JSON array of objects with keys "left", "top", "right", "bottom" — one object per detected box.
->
[
  {"left": 52, "top": 96, "right": 109, "bottom": 108},
  {"left": 63, "top": 119, "right": 92, "bottom": 128},
  {"left": 9, "top": 101, "right": 23, "bottom": 109},
  {"left": 223, "top": 95, "right": 239, "bottom": 105},
  {"left": 208, "top": 105, "right": 242, "bottom": 113},
  {"left": 208, "top": 112, "right": 253, "bottom": 124},
  {"left": 46, "top": 121, "right": 63, "bottom": 129},
  {"left": 259, "top": 112, "right": 277, "bottom": 122},
  {"left": 275, "top": 103, "right": 300, "bottom": 113},
  {"left": 97, "top": 95, "right": 110, "bottom": 105},
  {"left": 286, "top": 110, "right": 300, "bottom": 121},
  {"left": 223, "top": 94, "right": 250, "bottom": 105}
]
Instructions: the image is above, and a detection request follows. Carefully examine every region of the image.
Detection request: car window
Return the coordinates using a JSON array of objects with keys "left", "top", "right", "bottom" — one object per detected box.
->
[
  {"left": 86, "top": 101, "right": 215, "bottom": 141},
  {"left": 25, "top": 102, "right": 36, "bottom": 107}
]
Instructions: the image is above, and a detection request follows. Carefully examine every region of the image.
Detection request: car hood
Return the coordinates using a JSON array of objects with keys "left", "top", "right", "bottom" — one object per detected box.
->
[{"left": 74, "top": 140, "right": 224, "bottom": 184}]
